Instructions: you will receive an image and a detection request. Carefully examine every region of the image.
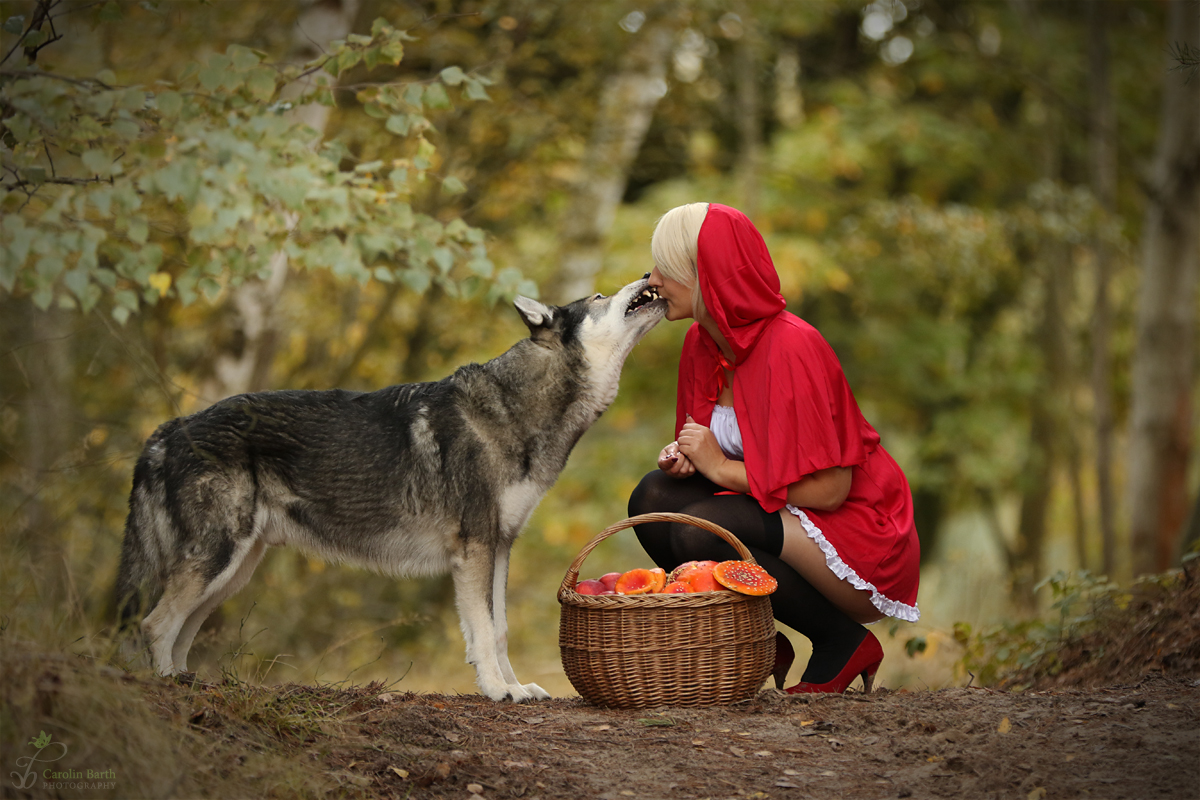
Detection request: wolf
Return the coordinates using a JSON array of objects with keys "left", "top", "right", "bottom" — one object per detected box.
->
[{"left": 115, "top": 276, "right": 664, "bottom": 702}]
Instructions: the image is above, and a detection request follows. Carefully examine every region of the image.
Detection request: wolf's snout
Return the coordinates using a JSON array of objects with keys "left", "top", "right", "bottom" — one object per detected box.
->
[{"left": 626, "top": 285, "right": 661, "bottom": 313}]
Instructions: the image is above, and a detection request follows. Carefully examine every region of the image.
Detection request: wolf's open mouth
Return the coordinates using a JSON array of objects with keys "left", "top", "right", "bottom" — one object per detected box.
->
[{"left": 627, "top": 285, "right": 661, "bottom": 313}]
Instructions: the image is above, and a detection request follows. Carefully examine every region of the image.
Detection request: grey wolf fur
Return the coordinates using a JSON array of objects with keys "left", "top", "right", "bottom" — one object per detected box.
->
[{"left": 116, "top": 278, "right": 664, "bottom": 701}]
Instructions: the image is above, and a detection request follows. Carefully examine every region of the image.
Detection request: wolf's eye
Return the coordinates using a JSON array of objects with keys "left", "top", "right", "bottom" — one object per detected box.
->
[{"left": 593, "top": 293, "right": 604, "bottom": 300}]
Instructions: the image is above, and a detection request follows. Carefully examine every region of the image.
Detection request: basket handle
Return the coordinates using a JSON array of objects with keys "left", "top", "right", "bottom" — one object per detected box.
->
[{"left": 557, "top": 512, "right": 758, "bottom": 601}]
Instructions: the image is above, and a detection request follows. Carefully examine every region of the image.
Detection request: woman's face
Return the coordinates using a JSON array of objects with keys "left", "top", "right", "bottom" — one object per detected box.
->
[{"left": 648, "top": 266, "right": 693, "bottom": 321}]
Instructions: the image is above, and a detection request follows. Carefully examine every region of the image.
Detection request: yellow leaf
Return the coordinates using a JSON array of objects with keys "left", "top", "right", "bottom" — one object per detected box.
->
[
  {"left": 148, "top": 271, "right": 172, "bottom": 296},
  {"left": 1027, "top": 788, "right": 1047, "bottom": 800},
  {"left": 997, "top": 717, "right": 1012, "bottom": 734},
  {"left": 389, "top": 766, "right": 408, "bottom": 778}
]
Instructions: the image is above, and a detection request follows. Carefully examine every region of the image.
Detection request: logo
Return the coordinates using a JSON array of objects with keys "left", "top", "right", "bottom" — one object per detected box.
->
[
  {"left": 10, "top": 731, "right": 67, "bottom": 790},
  {"left": 9, "top": 731, "right": 116, "bottom": 791}
]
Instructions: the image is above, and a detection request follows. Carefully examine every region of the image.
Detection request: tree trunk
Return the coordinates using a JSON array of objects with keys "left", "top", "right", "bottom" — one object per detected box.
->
[
  {"left": 773, "top": 44, "right": 804, "bottom": 129},
  {"left": 548, "top": 19, "right": 674, "bottom": 303},
  {"left": 197, "top": 0, "right": 360, "bottom": 405},
  {"left": 733, "top": 3, "right": 762, "bottom": 219},
  {"left": 15, "top": 305, "right": 73, "bottom": 604},
  {"left": 1087, "top": 0, "right": 1118, "bottom": 578},
  {"left": 1127, "top": 0, "right": 1200, "bottom": 577}
]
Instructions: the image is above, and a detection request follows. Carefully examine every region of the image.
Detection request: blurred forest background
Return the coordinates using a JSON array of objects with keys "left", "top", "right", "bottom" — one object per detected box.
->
[{"left": 2, "top": 0, "right": 1197, "bottom": 697}]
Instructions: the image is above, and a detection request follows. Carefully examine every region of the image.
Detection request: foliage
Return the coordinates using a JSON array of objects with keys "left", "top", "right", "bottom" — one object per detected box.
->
[
  {"left": 0, "top": 7, "right": 526, "bottom": 322},
  {"left": 956, "top": 560, "right": 1200, "bottom": 691}
]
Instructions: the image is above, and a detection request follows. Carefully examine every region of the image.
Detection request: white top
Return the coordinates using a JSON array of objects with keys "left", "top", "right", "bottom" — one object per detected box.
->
[{"left": 710, "top": 405, "right": 744, "bottom": 460}]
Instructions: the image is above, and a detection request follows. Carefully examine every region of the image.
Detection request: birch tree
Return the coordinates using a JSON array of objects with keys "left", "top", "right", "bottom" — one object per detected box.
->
[{"left": 1126, "top": 0, "right": 1200, "bottom": 576}]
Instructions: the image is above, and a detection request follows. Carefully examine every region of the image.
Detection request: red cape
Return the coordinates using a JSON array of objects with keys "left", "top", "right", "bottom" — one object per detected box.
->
[{"left": 675, "top": 204, "right": 881, "bottom": 513}]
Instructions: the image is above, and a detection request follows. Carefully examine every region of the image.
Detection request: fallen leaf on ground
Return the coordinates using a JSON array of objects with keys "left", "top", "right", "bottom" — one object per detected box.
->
[{"left": 998, "top": 717, "right": 1012, "bottom": 734}]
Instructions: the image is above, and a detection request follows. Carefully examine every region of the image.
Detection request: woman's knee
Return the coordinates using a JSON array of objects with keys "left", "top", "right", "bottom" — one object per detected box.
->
[
  {"left": 667, "top": 519, "right": 740, "bottom": 563},
  {"left": 628, "top": 470, "right": 674, "bottom": 516}
]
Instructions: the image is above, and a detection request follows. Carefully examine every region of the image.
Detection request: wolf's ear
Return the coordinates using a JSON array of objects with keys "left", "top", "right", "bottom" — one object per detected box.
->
[{"left": 514, "top": 296, "right": 554, "bottom": 332}]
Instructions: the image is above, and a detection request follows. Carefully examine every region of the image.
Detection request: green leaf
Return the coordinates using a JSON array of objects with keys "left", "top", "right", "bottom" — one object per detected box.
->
[
  {"left": 156, "top": 90, "right": 182, "bottom": 117},
  {"left": 432, "top": 246, "right": 454, "bottom": 274},
  {"left": 117, "top": 88, "right": 145, "bottom": 111},
  {"left": 32, "top": 286, "right": 53, "bottom": 311},
  {"left": 199, "top": 65, "right": 225, "bottom": 91},
  {"left": 111, "top": 118, "right": 141, "bottom": 139},
  {"left": 127, "top": 217, "right": 149, "bottom": 244},
  {"left": 82, "top": 149, "right": 110, "bottom": 175},
  {"left": 399, "top": 266, "right": 430, "bottom": 293},
  {"left": 227, "top": 43, "right": 260, "bottom": 71},
  {"left": 403, "top": 83, "right": 424, "bottom": 107},
  {"left": 464, "top": 78, "right": 491, "bottom": 102},
  {"left": 441, "top": 176, "right": 466, "bottom": 195},
  {"left": 381, "top": 39, "right": 405, "bottom": 64},
  {"left": 423, "top": 83, "right": 450, "bottom": 109},
  {"left": 63, "top": 267, "right": 90, "bottom": 302},
  {"left": 36, "top": 254, "right": 64, "bottom": 282},
  {"left": 3, "top": 15, "right": 25, "bottom": 35},
  {"left": 246, "top": 67, "right": 276, "bottom": 102},
  {"left": 439, "top": 66, "right": 466, "bottom": 86},
  {"left": 385, "top": 114, "right": 411, "bottom": 136}
]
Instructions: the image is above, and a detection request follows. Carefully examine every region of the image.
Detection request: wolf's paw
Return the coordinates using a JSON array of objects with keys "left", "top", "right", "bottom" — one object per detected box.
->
[
  {"left": 484, "top": 681, "right": 550, "bottom": 703},
  {"left": 514, "top": 682, "right": 550, "bottom": 702}
]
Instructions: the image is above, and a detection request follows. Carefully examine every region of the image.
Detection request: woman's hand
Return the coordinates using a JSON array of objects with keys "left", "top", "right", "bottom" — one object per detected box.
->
[
  {"left": 658, "top": 441, "right": 696, "bottom": 478},
  {"left": 676, "top": 415, "right": 726, "bottom": 476}
]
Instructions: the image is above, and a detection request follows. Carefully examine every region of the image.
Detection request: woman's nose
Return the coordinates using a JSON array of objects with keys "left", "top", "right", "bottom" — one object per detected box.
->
[{"left": 647, "top": 267, "right": 663, "bottom": 286}]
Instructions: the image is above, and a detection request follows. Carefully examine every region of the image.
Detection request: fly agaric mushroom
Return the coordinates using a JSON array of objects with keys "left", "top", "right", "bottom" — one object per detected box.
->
[{"left": 712, "top": 560, "right": 778, "bottom": 596}]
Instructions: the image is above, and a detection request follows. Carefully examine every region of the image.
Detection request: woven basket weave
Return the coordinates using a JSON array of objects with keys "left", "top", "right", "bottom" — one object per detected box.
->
[{"left": 558, "top": 513, "right": 776, "bottom": 709}]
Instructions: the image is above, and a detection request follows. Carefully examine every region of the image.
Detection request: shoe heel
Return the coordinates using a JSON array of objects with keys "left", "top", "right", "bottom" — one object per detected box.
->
[{"left": 772, "top": 632, "right": 796, "bottom": 690}]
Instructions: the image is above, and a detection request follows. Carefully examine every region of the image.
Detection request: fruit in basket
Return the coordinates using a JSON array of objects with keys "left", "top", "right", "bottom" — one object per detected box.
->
[
  {"left": 575, "top": 579, "right": 607, "bottom": 595},
  {"left": 660, "top": 580, "right": 690, "bottom": 594},
  {"left": 598, "top": 572, "right": 621, "bottom": 592},
  {"left": 615, "top": 567, "right": 667, "bottom": 595},
  {"left": 712, "top": 560, "right": 778, "bottom": 596}
]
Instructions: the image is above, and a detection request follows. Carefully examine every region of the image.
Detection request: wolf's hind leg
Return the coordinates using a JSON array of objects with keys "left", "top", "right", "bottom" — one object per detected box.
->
[
  {"left": 491, "top": 543, "right": 549, "bottom": 700},
  {"left": 142, "top": 566, "right": 209, "bottom": 676},
  {"left": 171, "top": 538, "right": 268, "bottom": 672}
]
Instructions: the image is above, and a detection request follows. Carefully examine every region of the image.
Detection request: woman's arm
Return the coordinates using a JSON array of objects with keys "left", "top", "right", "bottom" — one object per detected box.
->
[{"left": 785, "top": 466, "right": 852, "bottom": 512}]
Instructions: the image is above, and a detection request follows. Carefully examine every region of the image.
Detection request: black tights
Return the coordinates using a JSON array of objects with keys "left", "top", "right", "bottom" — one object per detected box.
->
[{"left": 628, "top": 470, "right": 868, "bottom": 684}]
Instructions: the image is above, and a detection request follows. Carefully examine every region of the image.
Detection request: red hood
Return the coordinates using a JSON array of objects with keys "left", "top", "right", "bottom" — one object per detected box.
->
[{"left": 696, "top": 204, "right": 787, "bottom": 363}]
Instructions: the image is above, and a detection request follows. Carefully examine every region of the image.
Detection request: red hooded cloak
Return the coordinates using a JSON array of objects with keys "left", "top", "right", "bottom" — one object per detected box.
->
[{"left": 675, "top": 204, "right": 920, "bottom": 620}]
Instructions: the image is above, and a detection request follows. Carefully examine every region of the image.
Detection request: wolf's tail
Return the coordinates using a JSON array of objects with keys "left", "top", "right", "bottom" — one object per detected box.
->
[{"left": 114, "top": 421, "right": 177, "bottom": 629}]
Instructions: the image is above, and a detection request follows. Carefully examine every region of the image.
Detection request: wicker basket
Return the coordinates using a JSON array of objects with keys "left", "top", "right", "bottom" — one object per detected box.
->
[{"left": 558, "top": 513, "right": 776, "bottom": 709}]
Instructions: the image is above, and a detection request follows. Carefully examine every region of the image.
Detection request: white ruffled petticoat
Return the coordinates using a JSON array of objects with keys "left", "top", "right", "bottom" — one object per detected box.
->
[{"left": 786, "top": 504, "right": 921, "bottom": 622}]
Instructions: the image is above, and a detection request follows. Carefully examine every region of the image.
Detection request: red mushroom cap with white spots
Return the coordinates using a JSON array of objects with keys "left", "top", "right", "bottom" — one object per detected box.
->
[{"left": 713, "top": 561, "right": 778, "bottom": 596}]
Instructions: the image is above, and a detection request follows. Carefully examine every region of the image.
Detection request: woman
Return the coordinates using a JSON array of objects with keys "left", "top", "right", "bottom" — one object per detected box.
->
[{"left": 628, "top": 202, "right": 920, "bottom": 694}]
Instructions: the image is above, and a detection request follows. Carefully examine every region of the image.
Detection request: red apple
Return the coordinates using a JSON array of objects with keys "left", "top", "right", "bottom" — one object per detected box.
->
[
  {"left": 575, "top": 579, "right": 607, "bottom": 595},
  {"left": 598, "top": 572, "right": 621, "bottom": 592}
]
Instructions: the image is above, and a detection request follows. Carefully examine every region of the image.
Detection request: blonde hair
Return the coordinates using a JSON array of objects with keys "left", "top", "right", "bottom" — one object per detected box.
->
[{"left": 650, "top": 202, "right": 709, "bottom": 318}]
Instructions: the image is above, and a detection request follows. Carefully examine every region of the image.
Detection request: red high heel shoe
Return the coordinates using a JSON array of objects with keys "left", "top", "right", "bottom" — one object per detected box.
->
[
  {"left": 772, "top": 632, "right": 796, "bottom": 690},
  {"left": 786, "top": 630, "right": 883, "bottom": 695}
]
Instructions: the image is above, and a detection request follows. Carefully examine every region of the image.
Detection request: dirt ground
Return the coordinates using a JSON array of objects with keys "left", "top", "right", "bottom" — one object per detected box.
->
[{"left": 162, "top": 673, "right": 1198, "bottom": 800}]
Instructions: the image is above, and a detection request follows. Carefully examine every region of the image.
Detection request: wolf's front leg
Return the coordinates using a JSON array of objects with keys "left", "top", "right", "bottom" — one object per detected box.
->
[
  {"left": 491, "top": 543, "right": 549, "bottom": 701},
  {"left": 451, "top": 541, "right": 546, "bottom": 702}
]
